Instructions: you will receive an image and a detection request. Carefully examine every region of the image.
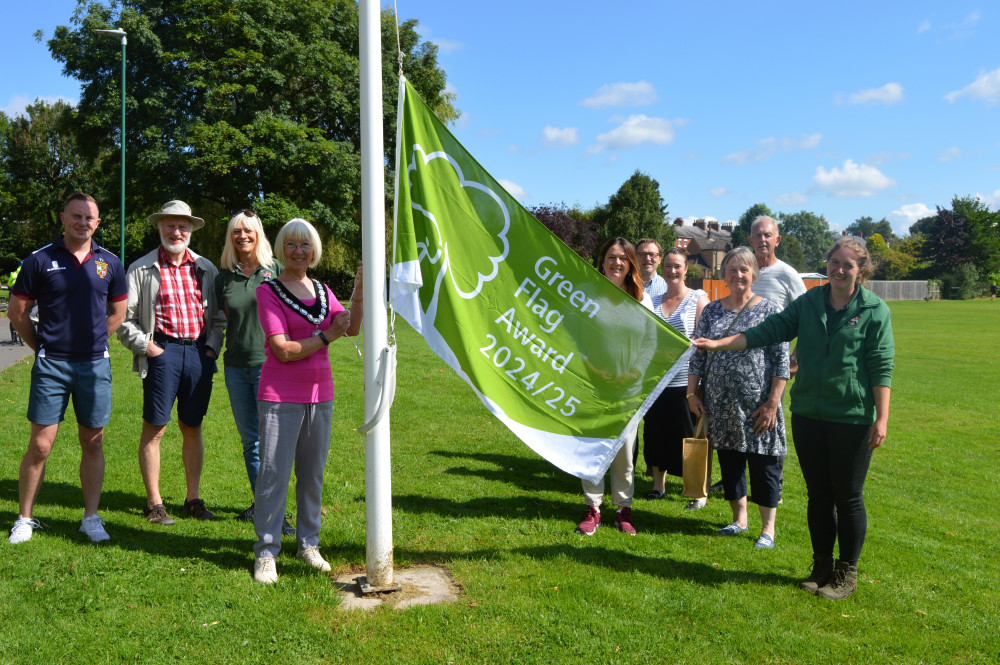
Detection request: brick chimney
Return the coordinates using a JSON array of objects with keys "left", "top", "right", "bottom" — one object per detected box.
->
[
  {"left": 674, "top": 217, "right": 685, "bottom": 227},
  {"left": 693, "top": 219, "right": 707, "bottom": 231},
  {"left": 708, "top": 221, "right": 720, "bottom": 231}
]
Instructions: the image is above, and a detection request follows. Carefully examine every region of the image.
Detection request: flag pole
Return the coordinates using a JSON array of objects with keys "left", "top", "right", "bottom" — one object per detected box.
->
[{"left": 359, "top": 0, "right": 394, "bottom": 588}]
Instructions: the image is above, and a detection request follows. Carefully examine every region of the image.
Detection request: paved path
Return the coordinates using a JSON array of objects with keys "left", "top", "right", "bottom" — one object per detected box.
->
[{"left": 0, "top": 334, "right": 32, "bottom": 371}]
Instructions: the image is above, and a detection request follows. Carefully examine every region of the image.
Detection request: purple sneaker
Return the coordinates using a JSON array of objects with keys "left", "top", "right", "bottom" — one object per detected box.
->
[
  {"left": 615, "top": 507, "right": 637, "bottom": 535},
  {"left": 576, "top": 506, "right": 601, "bottom": 535}
]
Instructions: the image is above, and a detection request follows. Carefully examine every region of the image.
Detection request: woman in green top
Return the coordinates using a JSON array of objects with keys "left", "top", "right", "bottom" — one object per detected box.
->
[
  {"left": 694, "top": 237, "right": 894, "bottom": 600},
  {"left": 215, "top": 210, "right": 291, "bottom": 534}
]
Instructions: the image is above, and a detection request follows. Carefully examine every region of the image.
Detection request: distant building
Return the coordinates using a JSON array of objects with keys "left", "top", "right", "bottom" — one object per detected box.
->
[{"left": 671, "top": 218, "right": 733, "bottom": 278}]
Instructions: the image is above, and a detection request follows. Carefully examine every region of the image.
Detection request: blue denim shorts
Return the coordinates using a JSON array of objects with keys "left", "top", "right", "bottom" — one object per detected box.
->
[{"left": 28, "top": 355, "right": 113, "bottom": 428}]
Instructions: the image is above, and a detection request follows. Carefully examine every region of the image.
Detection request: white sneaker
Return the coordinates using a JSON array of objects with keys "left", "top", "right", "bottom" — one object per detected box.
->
[
  {"left": 295, "top": 546, "right": 331, "bottom": 572},
  {"left": 9, "top": 517, "right": 41, "bottom": 545},
  {"left": 79, "top": 514, "right": 110, "bottom": 543},
  {"left": 254, "top": 557, "right": 278, "bottom": 584}
]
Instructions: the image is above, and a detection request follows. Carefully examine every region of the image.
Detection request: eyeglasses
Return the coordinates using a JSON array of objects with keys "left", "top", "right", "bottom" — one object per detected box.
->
[
  {"left": 637, "top": 251, "right": 661, "bottom": 259},
  {"left": 231, "top": 208, "right": 258, "bottom": 218},
  {"left": 284, "top": 241, "right": 313, "bottom": 252}
]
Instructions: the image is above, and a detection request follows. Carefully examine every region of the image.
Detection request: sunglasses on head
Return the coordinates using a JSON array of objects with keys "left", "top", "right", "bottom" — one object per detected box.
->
[{"left": 231, "top": 208, "right": 258, "bottom": 218}]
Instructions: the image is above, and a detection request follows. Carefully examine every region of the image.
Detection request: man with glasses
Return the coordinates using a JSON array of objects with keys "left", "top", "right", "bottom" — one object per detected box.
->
[
  {"left": 118, "top": 200, "right": 226, "bottom": 525},
  {"left": 635, "top": 238, "right": 667, "bottom": 302}
]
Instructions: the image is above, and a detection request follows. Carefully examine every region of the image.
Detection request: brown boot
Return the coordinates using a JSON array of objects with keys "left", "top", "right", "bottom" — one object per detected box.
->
[
  {"left": 816, "top": 561, "right": 857, "bottom": 599},
  {"left": 799, "top": 557, "right": 834, "bottom": 594}
]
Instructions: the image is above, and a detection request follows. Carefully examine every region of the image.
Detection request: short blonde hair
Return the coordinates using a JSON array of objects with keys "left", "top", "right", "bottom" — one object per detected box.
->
[
  {"left": 720, "top": 246, "right": 760, "bottom": 280},
  {"left": 274, "top": 218, "right": 322, "bottom": 269},
  {"left": 220, "top": 211, "right": 274, "bottom": 271}
]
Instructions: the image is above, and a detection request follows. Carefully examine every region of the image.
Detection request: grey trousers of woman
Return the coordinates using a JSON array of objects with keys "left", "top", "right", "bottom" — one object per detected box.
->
[{"left": 253, "top": 400, "right": 333, "bottom": 560}]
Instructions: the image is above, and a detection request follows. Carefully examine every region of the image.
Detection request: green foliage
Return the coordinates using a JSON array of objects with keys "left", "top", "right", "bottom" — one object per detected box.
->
[
  {"left": 940, "top": 263, "right": 985, "bottom": 299},
  {"left": 776, "top": 210, "right": 836, "bottom": 271},
  {"left": 592, "top": 169, "right": 668, "bottom": 254},
  {"left": 733, "top": 202, "right": 774, "bottom": 249},
  {"left": 866, "top": 233, "right": 888, "bottom": 251},
  {"left": 951, "top": 195, "right": 1000, "bottom": 277},
  {"left": 45, "top": 0, "right": 456, "bottom": 269},
  {"left": 774, "top": 234, "right": 806, "bottom": 271},
  {"left": 847, "top": 216, "right": 897, "bottom": 242},
  {"left": 1, "top": 302, "right": 1000, "bottom": 662}
]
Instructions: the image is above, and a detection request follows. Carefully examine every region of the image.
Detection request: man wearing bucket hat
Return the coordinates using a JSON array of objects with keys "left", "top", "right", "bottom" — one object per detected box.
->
[{"left": 118, "top": 200, "right": 226, "bottom": 525}]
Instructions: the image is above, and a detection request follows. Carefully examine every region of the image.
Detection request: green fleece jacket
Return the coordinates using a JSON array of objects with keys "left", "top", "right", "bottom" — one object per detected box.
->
[{"left": 743, "top": 283, "right": 894, "bottom": 425}]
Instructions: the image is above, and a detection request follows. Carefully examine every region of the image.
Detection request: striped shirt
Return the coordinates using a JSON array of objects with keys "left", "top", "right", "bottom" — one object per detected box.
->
[
  {"left": 156, "top": 246, "right": 205, "bottom": 340},
  {"left": 653, "top": 288, "right": 706, "bottom": 387}
]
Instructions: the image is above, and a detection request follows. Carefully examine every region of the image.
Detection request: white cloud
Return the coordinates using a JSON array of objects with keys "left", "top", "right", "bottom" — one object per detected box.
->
[
  {"left": 838, "top": 82, "right": 904, "bottom": 106},
  {"left": 945, "top": 68, "right": 1000, "bottom": 105},
  {"left": 541, "top": 125, "right": 579, "bottom": 148},
  {"left": 2, "top": 94, "right": 77, "bottom": 117},
  {"left": 889, "top": 203, "right": 936, "bottom": 232},
  {"left": 939, "top": 147, "right": 963, "bottom": 163},
  {"left": 498, "top": 179, "right": 527, "bottom": 200},
  {"left": 581, "top": 81, "right": 658, "bottom": 109},
  {"left": 975, "top": 190, "right": 1000, "bottom": 208},
  {"left": 813, "top": 159, "right": 896, "bottom": 197},
  {"left": 917, "top": 20, "right": 931, "bottom": 34},
  {"left": 867, "top": 151, "right": 911, "bottom": 166},
  {"left": 774, "top": 192, "right": 809, "bottom": 206},
  {"left": 431, "top": 38, "right": 463, "bottom": 54},
  {"left": 708, "top": 187, "right": 728, "bottom": 197},
  {"left": 723, "top": 133, "right": 822, "bottom": 164},
  {"left": 587, "top": 115, "right": 675, "bottom": 154}
]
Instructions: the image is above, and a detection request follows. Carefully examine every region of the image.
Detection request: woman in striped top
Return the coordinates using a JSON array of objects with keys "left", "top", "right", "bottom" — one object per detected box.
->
[{"left": 644, "top": 247, "right": 709, "bottom": 505}]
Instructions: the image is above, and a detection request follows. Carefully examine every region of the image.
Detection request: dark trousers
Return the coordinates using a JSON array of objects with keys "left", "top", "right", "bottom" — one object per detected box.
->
[{"left": 791, "top": 414, "right": 873, "bottom": 565}]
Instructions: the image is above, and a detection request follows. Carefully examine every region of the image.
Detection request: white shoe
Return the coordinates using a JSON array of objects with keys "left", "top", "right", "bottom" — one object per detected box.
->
[
  {"left": 295, "top": 546, "right": 331, "bottom": 572},
  {"left": 254, "top": 557, "right": 278, "bottom": 584},
  {"left": 9, "top": 517, "right": 41, "bottom": 545},
  {"left": 80, "top": 514, "right": 110, "bottom": 543}
]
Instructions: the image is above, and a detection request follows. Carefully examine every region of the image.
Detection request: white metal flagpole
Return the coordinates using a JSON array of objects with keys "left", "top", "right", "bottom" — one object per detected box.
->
[{"left": 359, "top": 0, "right": 394, "bottom": 588}]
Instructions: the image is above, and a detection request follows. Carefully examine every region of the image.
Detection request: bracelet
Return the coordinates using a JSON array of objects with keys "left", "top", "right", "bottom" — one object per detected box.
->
[
  {"left": 318, "top": 331, "right": 330, "bottom": 346},
  {"left": 686, "top": 393, "right": 695, "bottom": 399}
]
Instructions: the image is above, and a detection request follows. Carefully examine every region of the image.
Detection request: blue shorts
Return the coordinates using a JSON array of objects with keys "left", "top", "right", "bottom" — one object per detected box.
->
[
  {"left": 28, "top": 355, "right": 113, "bottom": 428},
  {"left": 142, "top": 338, "right": 216, "bottom": 427}
]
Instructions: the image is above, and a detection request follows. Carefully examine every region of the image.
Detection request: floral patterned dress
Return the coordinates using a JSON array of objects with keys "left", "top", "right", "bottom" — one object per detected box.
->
[{"left": 688, "top": 298, "right": 789, "bottom": 456}]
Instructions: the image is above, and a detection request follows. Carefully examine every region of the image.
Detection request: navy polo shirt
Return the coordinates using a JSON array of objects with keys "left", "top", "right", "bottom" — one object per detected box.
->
[{"left": 12, "top": 236, "right": 127, "bottom": 361}]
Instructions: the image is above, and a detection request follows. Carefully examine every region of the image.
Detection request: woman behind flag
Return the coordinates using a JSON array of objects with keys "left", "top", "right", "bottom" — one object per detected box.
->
[
  {"left": 576, "top": 237, "right": 651, "bottom": 537},
  {"left": 251, "top": 218, "right": 363, "bottom": 584},
  {"left": 693, "top": 237, "right": 893, "bottom": 599}
]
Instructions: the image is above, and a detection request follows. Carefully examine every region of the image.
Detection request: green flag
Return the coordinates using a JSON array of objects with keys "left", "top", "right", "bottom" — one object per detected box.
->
[{"left": 391, "top": 77, "right": 691, "bottom": 483}]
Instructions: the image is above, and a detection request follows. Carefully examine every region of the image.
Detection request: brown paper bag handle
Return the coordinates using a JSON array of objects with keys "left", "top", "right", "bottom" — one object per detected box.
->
[{"left": 693, "top": 414, "right": 707, "bottom": 438}]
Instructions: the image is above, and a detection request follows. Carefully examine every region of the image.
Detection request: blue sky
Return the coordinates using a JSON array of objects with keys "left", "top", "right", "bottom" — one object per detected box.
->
[{"left": 4, "top": 1, "right": 998, "bottom": 236}]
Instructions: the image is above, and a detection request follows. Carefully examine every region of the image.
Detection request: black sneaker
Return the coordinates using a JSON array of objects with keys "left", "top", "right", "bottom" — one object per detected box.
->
[
  {"left": 281, "top": 515, "right": 296, "bottom": 536},
  {"left": 144, "top": 503, "right": 175, "bottom": 526},
  {"left": 236, "top": 503, "right": 255, "bottom": 522},
  {"left": 183, "top": 498, "right": 216, "bottom": 521}
]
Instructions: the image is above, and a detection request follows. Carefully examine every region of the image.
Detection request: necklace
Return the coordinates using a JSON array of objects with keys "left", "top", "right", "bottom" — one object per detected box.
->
[{"left": 266, "top": 278, "right": 329, "bottom": 326}]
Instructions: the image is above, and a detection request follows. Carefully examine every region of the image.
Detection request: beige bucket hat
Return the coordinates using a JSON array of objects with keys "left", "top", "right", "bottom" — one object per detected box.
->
[{"left": 147, "top": 200, "right": 205, "bottom": 231}]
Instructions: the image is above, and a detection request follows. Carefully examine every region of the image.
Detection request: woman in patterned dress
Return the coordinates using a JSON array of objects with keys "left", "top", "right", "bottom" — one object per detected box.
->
[
  {"left": 643, "top": 247, "right": 709, "bottom": 506},
  {"left": 687, "top": 247, "right": 789, "bottom": 549}
]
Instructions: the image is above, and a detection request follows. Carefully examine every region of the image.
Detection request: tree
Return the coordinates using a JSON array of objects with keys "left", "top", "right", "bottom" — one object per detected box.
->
[
  {"left": 846, "top": 216, "right": 897, "bottom": 243},
  {"left": 776, "top": 210, "right": 836, "bottom": 271},
  {"left": 528, "top": 203, "right": 598, "bottom": 260},
  {"left": 775, "top": 235, "right": 806, "bottom": 272},
  {"left": 0, "top": 100, "right": 103, "bottom": 267},
  {"left": 46, "top": 0, "right": 457, "bottom": 276},
  {"left": 592, "top": 169, "right": 668, "bottom": 255},
  {"left": 733, "top": 202, "right": 774, "bottom": 249},
  {"left": 951, "top": 195, "right": 1000, "bottom": 277}
]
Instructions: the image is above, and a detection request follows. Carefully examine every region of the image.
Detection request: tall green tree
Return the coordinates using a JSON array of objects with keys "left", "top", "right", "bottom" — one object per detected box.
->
[
  {"left": 776, "top": 210, "right": 836, "bottom": 271},
  {"left": 592, "top": 169, "right": 668, "bottom": 256},
  {"left": 775, "top": 235, "right": 806, "bottom": 271},
  {"left": 46, "top": 0, "right": 457, "bottom": 275},
  {"left": 951, "top": 195, "right": 1000, "bottom": 277},
  {"left": 846, "top": 216, "right": 897, "bottom": 243},
  {"left": 733, "top": 202, "right": 774, "bottom": 248}
]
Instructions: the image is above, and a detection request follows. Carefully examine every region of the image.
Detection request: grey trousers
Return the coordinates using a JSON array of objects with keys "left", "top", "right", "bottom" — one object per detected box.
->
[
  {"left": 582, "top": 430, "right": 636, "bottom": 508},
  {"left": 253, "top": 400, "right": 333, "bottom": 560}
]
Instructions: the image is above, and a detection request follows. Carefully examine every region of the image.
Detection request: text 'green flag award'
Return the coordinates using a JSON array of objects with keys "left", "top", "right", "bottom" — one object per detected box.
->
[{"left": 391, "top": 78, "right": 691, "bottom": 483}]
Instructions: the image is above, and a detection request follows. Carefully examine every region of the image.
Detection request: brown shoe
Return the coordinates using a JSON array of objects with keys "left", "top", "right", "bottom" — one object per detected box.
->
[
  {"left": 183, "top": 498, "right": 216, "bottom": 520},
  {"left": 816, "top": 561, "right": 858, "bottom": 599},
  {"left": 144, "top": 503, "right": 175, "bottom": 526},
  {"left": 799, "top": 557, "right": 834, "bottom": 594}
]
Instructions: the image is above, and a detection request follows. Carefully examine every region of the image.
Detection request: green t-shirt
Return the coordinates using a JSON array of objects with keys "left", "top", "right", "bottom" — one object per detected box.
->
[{"left": 215, "top": 263, "right": 277, "bottom": 367}]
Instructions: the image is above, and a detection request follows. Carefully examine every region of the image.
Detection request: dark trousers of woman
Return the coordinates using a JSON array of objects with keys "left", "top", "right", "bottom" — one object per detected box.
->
[{"left": 791, "top": 414, "right": 873, "bottom": 566}]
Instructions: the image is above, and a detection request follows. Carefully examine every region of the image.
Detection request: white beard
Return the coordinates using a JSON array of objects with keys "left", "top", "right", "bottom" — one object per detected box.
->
[{"left": 161, "top": 235, "right": 191, "bottom": 254}]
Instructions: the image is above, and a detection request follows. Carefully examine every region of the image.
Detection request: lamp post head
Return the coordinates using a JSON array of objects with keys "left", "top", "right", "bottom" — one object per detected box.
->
[{"left": 94, "top": 28, "right": 127, "bottom": 44}]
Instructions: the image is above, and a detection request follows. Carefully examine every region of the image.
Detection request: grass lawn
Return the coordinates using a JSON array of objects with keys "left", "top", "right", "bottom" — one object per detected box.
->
[{"left": 0, "top": 299, "right": 997, "bottom": 664}]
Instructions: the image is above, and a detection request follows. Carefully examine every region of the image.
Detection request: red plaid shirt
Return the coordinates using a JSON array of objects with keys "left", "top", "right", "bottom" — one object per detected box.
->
[{"left": 155, "top": 246, "right": 205, "bottom": 340}]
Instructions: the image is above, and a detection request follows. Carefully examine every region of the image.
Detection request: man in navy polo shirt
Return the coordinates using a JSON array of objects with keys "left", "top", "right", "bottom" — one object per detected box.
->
[
  {"left": 8, "top": 193, "right": 128, "bottom": 545},
  {"left": 118, "top": 200, "right": 225, "bottom": 526}
]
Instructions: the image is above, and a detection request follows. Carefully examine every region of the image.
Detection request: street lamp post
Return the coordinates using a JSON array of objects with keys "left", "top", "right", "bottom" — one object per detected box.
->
[{"left": 94, "top": 28, "right": 127, "bottom": 262}]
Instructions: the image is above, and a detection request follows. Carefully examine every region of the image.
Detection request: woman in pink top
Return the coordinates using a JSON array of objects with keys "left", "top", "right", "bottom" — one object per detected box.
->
[{"left": 251, "top": 218, "right": 362, "bottom": 585}]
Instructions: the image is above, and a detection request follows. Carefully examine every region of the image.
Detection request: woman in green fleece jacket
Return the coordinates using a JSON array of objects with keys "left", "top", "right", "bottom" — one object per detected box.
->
[{"left": 693, "top": 236, "right": 894, "bottom": 600}]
